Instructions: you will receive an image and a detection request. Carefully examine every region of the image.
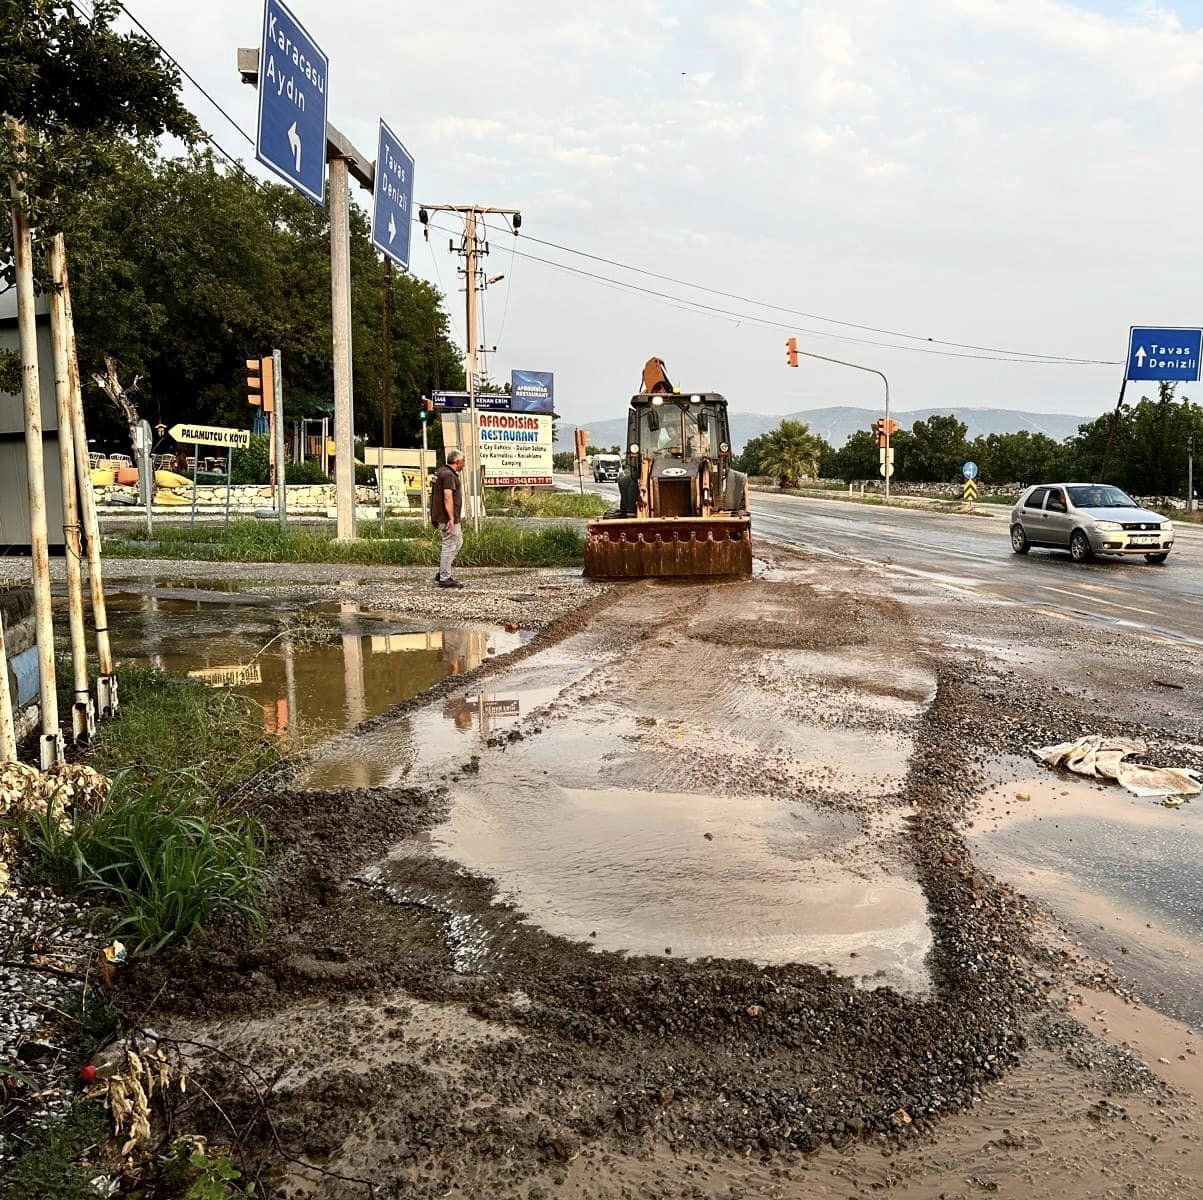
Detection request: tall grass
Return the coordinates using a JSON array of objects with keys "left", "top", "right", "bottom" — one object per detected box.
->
[
  {"left": 88, "top": 667, "right": 278, "bottom": 793},
  {"left": 107, "top": 519, "right": 584, "bottom": 567},
  {"left": 19, "top": 769, "right": 266, "bottom": 954},
  {"left": 483, "top": 488, "right": 609, "bottom": 518}
]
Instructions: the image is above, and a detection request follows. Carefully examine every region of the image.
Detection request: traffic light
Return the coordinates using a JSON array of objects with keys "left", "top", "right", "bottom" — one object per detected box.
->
[
  {"left": 786, "top": 337, "right": 799, "bottom": 368},
  {"left": 247, "top": 356, "right": 274, "bottom": 413},
  {"left": 874, "top": 418, "right": 900, "bottom": 447},
  {"left": 418, "top": 396, "right": 434, "bottom": 423},
  {"left": 574, "top": 428, "right": 589, "bottom": 461}
]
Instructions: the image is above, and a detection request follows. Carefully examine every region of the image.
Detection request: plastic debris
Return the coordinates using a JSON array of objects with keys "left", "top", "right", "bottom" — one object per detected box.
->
[
  {"left": 101, "top": 941, "right": 128, "bottom": 965},
  {"left": 1035, "top": 736, "right": 1200, "bottom": 801}
]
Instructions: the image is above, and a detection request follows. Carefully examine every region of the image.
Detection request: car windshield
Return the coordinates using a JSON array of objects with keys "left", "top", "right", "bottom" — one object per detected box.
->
[{"left": 1065, "top": 485, "right": 1136, "bottom": 509}]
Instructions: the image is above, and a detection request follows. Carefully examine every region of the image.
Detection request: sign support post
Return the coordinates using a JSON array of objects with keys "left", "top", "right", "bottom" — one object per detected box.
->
[
  {"left": 225, "top": 449, "right": 234, "bottom": 531},
  {"left": 273, "top": 347, "right": 286, "bottom": 528}
]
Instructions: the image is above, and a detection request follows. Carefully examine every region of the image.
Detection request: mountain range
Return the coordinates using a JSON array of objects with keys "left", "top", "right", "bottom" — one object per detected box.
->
[{"left": 556, "top": 406, "right": 1088, "bottom": 453}]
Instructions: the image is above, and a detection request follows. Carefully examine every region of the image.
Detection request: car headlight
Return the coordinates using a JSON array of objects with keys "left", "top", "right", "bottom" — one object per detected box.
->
[
  {"left": 1161, "top": 521, "right": 1174, "bottom": 535},
  {"left": 1094, "top": 521, "right": 1123, "bottom": 531}
]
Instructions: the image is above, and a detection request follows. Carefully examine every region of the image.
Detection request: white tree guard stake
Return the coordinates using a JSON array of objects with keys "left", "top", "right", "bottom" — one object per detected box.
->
[
  {"left": 48, "top": 234, "right": 96, "bottom": 743},
  {"left": 58, "top": 237, "right": 118, "bottom": 717},
  {"left": 8, "top": 120, "right": 64, "bottom": 768},
  {"left": 0, "top": 611, "right": 16, "bottom": 763}
]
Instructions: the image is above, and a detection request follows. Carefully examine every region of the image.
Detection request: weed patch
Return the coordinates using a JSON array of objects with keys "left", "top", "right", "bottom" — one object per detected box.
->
[
  {"left": 107, "top": 519, "right": 584, "bottom": 568},
  {"left": 0, "top": 1101, "right": 108, "bottom": 1200},
  {"left": 19, "top": 770, "right": 267, "bottom": 954}
]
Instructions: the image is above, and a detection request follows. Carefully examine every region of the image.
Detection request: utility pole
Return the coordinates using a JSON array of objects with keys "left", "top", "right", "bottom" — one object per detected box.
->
[
  {"left": 417, "top": 204, "right": 522, "bottom": 533},
  {"left": 1189, "top": 434, "right": 1196, "bottom": 513},
  {"left": 382, "top": 258, "right": 394, "bottom": 447}
]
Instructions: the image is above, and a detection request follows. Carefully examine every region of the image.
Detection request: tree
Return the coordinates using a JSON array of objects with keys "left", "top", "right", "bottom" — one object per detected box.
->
[
  {"left": 970, "top": 430, "right": 1065, "bottom": 485},
  {"left": 829, "top": 429, "right": 880, "bottom": 482},
  {"left": 734, "top": 432, "right": 771, "bottom": 474},
  {"left": 901, "top": 414, "right": 968, "bottom": 482},
  {"left": 54, "top": 146, "right": 463, "bottom": 450},
  {"left": 758, "top": 419, "right": 824, "bottom": 488},
  {"left": 1, "top": 0, "right": 196, "bottom": 257}
]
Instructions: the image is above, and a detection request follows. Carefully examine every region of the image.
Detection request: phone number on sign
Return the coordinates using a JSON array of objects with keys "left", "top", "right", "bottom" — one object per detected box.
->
[{"left": 484, "top": 475, "right": 553, "bottom": 486}]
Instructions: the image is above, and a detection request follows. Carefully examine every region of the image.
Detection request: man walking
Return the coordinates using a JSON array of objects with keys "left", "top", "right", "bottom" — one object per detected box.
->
[{"left": 432, "top": 448, "right": 466, "bottom": 589}]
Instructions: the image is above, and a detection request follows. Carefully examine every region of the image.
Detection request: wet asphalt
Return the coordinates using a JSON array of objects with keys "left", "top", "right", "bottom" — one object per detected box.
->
[{"left": 568, "top": 477, "right": 1203, "bottom": 647}]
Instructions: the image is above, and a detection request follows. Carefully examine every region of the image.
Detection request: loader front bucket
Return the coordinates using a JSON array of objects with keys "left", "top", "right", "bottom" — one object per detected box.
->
[{"left": 583, "top": 516, "right": 753, "bottom": 580}]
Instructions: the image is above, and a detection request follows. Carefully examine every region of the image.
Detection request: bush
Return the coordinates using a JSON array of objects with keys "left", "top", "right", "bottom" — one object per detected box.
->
[
  {"left": 355, "top": 462, "right": 377, "bottom": 485},
  {"left": 285, "top": 459, "right": 329, "bottom": 484},
  {"left": 230, "top": 433, "right": 270, "bottom": 485},
  {"left": 20, "top": 768, "right": 267, "bottom": 954},
  {"left": 485, "top": 488, "right": 608, "bottom": 518}
]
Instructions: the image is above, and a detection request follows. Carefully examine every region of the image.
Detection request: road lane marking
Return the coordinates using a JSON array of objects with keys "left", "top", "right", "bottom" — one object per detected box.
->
[{"left": 1039, "top": 585, "right": 1158, "bottom": 616}]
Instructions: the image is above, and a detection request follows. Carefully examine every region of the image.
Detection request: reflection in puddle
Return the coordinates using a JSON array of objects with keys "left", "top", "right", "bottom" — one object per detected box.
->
[
  {"left": 58, "top": 587, "right": 529, "bottom": 748},
  {"left": 972, "top": 773, "right": 1203, "bottom": 1028},
  {"left": 298, "top": 646, "right": 594, "bottom": 790},
  {"left": 383, "top": 775, "right": 932, "bottom": 993}
]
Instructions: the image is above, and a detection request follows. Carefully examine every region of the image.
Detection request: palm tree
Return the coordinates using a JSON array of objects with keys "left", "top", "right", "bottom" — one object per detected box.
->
[{"left": 758, "top": 419, "right": 823, "bottom": 489}]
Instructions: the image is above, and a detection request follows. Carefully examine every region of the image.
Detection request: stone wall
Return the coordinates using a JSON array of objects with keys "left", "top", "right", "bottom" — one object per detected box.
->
[
  {"left": 1, "top": 586, "right": 39, "bottom": 740},
  {"left": 94, "top": 483, "right": 402, "bottom": 512}
]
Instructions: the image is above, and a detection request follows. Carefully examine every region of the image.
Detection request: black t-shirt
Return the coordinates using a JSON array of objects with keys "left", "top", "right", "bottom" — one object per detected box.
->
[{"left": 431, "top": 465, "right": 462, "bottom": 524}]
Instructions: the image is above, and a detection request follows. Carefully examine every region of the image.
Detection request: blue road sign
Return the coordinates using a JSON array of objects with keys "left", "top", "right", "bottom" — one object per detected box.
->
[
  {"left": 433, "top": 391, "right": 510, "bottom": 412},
  {"left": 510, "top": 370, "right": 554, "bottom": 414},
  {"left": 255, "top": 0, "right": 329, "bottom": 204},
  {"left": 1126, "top": 326, "right": 1202, "bottom": 382},
  {"left": 962, "top": 461, "right": 978, "bottom": 480},
  {"left": 372, "top": 120, "right": 414, "bottom": 269}
]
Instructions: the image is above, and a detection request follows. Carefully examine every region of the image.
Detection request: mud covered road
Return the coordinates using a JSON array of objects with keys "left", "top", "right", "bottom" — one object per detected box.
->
[{"left": 123, "top": 543, "right": 1203, "bottom": 1199}]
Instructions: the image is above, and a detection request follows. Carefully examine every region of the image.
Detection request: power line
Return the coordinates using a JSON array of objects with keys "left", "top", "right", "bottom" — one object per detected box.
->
[
  {"left": 495, "top": 244, "right": 1113, "bottom": 366},
  {"left": 482, "top": 222, "right": 1119, "bottom": 366}
]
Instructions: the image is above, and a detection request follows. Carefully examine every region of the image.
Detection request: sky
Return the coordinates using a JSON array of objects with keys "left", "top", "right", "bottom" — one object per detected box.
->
[{"left": 118, "top": 0, "right": 1203, "bottom": 424}]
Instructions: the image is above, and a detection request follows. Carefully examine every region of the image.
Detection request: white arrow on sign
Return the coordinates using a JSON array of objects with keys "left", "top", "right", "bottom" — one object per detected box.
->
[
  {"left": 388, "top": 212, "right": 397, "bottom": 243},
  {"left": 1135, "top": 346, "right": 1147, "bottom": 367},
  {"left": 287, "top": 121, "right": 302, "bottom": 172}
]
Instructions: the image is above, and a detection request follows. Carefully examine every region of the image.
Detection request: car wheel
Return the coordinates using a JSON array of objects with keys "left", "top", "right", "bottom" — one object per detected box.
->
[
  {"left": 1145, "top": 552, "right": 1169, "bottom": 564},
  {"left": 1070, "top": 530, "right": 1093, "bottom": 563},
  {"left": 1010, "top": 524, "right": 1030, "bottom": 555}
]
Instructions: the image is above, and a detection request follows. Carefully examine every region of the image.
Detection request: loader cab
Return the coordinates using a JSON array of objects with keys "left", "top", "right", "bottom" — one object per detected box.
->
[{"left": 626, "top": 393, "right": 732, "bottom": 467}]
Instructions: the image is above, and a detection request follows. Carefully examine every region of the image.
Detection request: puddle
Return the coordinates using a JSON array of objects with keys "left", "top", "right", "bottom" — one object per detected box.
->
[
  {"left": 380, "top": 771, "right": 932, "bottom": 993},
  {"left": 298, "top": 644, "right": 595, "bottom": 789},
  {"left": 970, "top": 770, "right": 1203, "bottom": 1028},
  {"left": 55, "top": 588, "right": 529, "bottom": 748}
]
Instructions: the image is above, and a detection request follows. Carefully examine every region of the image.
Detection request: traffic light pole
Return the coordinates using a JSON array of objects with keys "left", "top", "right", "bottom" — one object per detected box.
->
[{"left": 786, "top": 342, "right": 892, "bottom": 504}]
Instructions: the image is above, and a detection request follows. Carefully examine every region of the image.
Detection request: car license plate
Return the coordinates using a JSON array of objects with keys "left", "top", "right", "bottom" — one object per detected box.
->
[{"left": 1130, "top": 535, "right": 1158, "bottom": 545}]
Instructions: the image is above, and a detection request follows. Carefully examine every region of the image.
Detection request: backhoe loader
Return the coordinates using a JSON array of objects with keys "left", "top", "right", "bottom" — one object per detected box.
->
[{"left": 583, "top": 358, "right": 751, "bottom": 579}]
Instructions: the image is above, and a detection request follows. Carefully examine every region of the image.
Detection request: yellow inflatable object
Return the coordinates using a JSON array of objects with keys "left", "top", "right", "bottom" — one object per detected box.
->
[
  {"left": 90, "top": 468, "right": 116, "bottom": 487},
  {"left": 154, "top": 489, "right": 191, "bottom": 506},
  {"left": 155, "top": 469, "right": 191, "bottom": 488}
]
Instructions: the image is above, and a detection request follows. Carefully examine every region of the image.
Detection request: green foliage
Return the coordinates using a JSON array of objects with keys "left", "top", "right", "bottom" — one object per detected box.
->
[
  {"left": 162, "top": 1141, "right": 256, "bottom": 1199},
  {"left": 899, "top": 414, "right": 968, "bottom": 482},
  {"left": 107, "top": 519, "right": 585, "bottom": 568},
  {"left": 87, "top": 666, "right": 278, "bottom": 792},
  {"left": 0, "top": 1101, "right": 108, "bottom": 1200},
  {"left": 485, "top": 489, "right": 608, "bottom": 518},
  {"left": 552, "top": 451, "right": 576, "bottom": 473},
  {"left": 230, "top": 435, "right": 270, "bottom": 485},
  {"left": 0, "top": 1, "right": 196, "bottom": 260},
  {"left": 20, "top": 769, "right": 267, "bottom": 954},
  {"left": 827, "top": 429, "right": 881, "bottom": 482},
  {"left": 60, "top": 146, "right": 463, "bottom": 448},
  {"left": 355, "top": 462, "right": 377, "bottom": 486},
  {"left": 757, "top": 419, "right": 826, "bottom": 488},
  {"left": 284, "top": 460, "right": 329, "bottom": 484}
]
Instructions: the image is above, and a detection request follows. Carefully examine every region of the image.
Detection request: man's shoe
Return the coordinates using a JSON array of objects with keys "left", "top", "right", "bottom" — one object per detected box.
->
[{"left": 438, "top": 577, "right": 465, "bottom": 589}]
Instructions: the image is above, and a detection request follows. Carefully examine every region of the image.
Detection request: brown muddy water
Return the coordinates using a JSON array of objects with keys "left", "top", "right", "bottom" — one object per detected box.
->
[
  {"left": 53, "top": 583, "right": 530, "bottom": 748},
  {"left": 971, "top": 765, "right": 1203, "bottom": 1028}
]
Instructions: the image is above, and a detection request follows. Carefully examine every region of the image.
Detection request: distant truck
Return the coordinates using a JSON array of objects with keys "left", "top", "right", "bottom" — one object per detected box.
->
[{"left": 592, "top": 453, "right": 622, "bottom": 483}]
